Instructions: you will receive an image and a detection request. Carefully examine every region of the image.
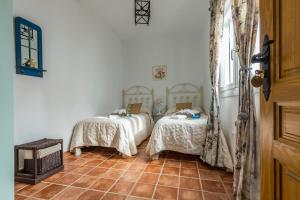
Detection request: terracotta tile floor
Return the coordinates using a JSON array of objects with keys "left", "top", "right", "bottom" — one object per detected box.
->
[{"left": 15, "top": 139, "right": 233, "bottom": 200}]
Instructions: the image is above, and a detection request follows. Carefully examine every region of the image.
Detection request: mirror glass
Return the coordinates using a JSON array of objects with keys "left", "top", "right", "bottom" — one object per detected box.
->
[{"left": 20, "top": 24, "right": 38, "bottom": 68}]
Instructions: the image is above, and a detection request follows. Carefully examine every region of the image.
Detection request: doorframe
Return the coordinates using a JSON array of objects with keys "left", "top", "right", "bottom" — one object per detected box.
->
[{"left": 0, "top": 0, "right": 14, "bottom": 199}]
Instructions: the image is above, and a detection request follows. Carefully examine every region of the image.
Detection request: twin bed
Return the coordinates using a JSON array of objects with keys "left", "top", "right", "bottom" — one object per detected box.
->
[
  {"left": 145, "top": 83, "right": 207, "bottom": 158},
  {"left": 70, "top": 86, "right": 154, "bottom": 157},
  {"left": 69, "top": 83, "right": 233, "bottom": 170}
]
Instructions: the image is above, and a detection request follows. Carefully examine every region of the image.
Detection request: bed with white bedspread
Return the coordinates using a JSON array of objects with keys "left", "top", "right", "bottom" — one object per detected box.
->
[
  {"left": 70, "top": 86, "right": 154, "bottom": 156},
  {"left": 145, "top": 83, "right": 233, "bottom": 170}
]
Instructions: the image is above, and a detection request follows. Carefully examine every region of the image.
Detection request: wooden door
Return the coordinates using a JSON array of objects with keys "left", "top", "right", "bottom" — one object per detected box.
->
[{"left": 260, "top": 0, "right": 300, "bottom": 199}]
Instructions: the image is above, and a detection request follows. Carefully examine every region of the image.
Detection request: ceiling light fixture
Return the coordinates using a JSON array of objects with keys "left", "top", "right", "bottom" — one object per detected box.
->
[{"left": 135, "top": 0, "right": 150, "bottom": 25}]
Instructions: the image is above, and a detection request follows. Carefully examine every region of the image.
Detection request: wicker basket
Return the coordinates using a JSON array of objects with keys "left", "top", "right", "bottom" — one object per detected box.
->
[
  {"left": 24, "top": 151, "right": 62, "bottom": 175},
  {"left": 15, "top": 138, "right": 64, "bottom": 184}
]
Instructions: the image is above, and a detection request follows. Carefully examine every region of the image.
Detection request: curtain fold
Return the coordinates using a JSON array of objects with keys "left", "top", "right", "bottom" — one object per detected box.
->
[
  {"left": 202, "top": 0, "right": 227, "bottom": 167},
  {"left": 230, "top": 0, "right": 259, "bottom": 199}
]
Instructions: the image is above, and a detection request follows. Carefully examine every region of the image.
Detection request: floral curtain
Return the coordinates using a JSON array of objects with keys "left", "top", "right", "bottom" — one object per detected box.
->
[
  {"left": 231, "top": 0, "right": 259, "bottom": 199},
  {"left": 202, "top": 0, "right": 226, "bottom": 167}
]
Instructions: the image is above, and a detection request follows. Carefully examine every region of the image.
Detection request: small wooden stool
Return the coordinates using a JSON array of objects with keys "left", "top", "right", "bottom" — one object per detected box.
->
[{"left": 15, "top": 138, "right": 64, "bottom": 184}]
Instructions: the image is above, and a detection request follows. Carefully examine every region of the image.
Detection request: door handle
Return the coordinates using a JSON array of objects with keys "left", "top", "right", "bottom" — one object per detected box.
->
[{"left": 251, "top": 34, "right": 274, "bottom": 101}]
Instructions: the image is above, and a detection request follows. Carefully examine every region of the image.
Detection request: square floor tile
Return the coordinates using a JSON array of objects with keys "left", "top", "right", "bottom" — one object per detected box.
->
[
  {"left": 102, "top": 193, "right": 126, "bottom": 200},
  {"left": 179, "top": 189, "right": 203, "bottom": 200},
  {"left": 62, "top": 164, "right": 77, "bottom": 173},
  {"left": 77, "top": 190, "right": 104, "bottom": 200},
  {"left": 52, "top": 186, "right": 85, "bottom": 200},
  {"left": 90, "top": 178, "right": 116, "bottom": 191},
  {"left": 33, "top": 184, "right": 66, "bottom": 199},
  {"left": 14, "top": 182, "right": 30, "bottom": 193},
  {"left": 72, "top": 176, "right": 97, "bottom": 188},
  {"left": 14, "top": 195, "right": 27, "bottom": 200},
  {"left": 203, "top": 192, "right": 229, "bottom": 200},
  {"left": 180, "top": 177, "right": 201, "bottom": 190},
  {"left": 17, "top": 182, "right": 49, "bottom": 196},
  {"left": 201, "top": 180, "right": 226, "bottom": 193},
  {"left": 162, "top": 166, "right": 180, "bottom": 176},
  {"left": 102, "top": 169, "right": 124, "bottom": 180},
  {"left": 71, "top": 166, "right": 94, "bottom": 175},
  {"left": 70, "top": 158, "right": 89, "bottom": 166},
  {"left": 165, "top": 160, "right": 181, "bottom": 168},
  {"left": 43, "top": 173, "right": 65, "bottom": 183},
  {"left": 112, "top": 162, "right": 131, "bottom": 170},
  {"left": 64, "top": 157, "right": 77, "bottom": 163},
  {"left": 99, "top": 160, "right": 117, "bottom": 168},
  {"left": 109, "top": 180, "right": 134, "bottom": 195},
  {"left": 149, "top": 158, "right": 165, "bottom": 165},
  {"left": 119, "top": 170, "right": 141, "bottom": 182},
  {"left": 181, "top": 161, "right": 197, "bottom": 169},
  {"left": 87, "top": 167, "right": 108, "bottom": 177},
  {"left": 154, "top": 186, "right": 178, "bottom": 200},
  {"left": 84, "top": 159, "right": 104, "bottom": 167},
  {"left": 138, "top": 173, "right": 159, "bottom": 185},
  {"left": 158, "top": 175, "right": 179, "bottom": 188},
  {"left": 180, "top": 168, "right": 198, "bottom": 178},
  {"left": 126, "top": 196, "right": 150, "bottom": 200},
  {"left": 144, "top": 164, "right": 162, "bottom": 173},
  {"left": 199, "top": 170, "right": 222, "bottom": 181},
  {"left": 130, "top": 183, "right": 155, "bottom": 198},
  {"left": 54, "top": 173, "right": 81, "bottom": 185},
  {"left": 128, "top": 163, "right": 147, "bottom": 172}
]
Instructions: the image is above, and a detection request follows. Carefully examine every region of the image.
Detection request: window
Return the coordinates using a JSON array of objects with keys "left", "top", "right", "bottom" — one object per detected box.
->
[
  {"left": 219, "top": 0, "right": 238, "bottom": 92},
  {"left": 219, "top": 0, "right": 260, "bottom": 93}
]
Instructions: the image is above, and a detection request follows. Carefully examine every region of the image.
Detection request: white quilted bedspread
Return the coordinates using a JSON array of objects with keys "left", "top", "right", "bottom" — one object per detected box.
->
[
  {"left": 146, "top": 114, "right": 233, "bottom": 170},
  {"left": 70, "top": 113, "right": 153, "bottom": 156}
]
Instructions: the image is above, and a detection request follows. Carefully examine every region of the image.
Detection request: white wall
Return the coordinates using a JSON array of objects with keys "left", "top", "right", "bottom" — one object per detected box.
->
[
  {"left": 122, "top": 33, "right": 209, "bottom": 112},
  {"left": 13, "top": 0, "right": 124, "bottom": 151}
]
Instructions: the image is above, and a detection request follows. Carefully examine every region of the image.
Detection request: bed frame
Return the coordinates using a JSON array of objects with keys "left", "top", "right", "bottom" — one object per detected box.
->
[
  {"left": 122, "top": 86, "right": 154, "bottom": 113},
  {"left": 166, "top": 83, "right": 203, "bottom": 110}
]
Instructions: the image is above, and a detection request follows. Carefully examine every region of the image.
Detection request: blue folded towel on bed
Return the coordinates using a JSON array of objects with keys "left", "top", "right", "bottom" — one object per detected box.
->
[{"left": 191, "top": 113, "right": 201, "bottom": 119}]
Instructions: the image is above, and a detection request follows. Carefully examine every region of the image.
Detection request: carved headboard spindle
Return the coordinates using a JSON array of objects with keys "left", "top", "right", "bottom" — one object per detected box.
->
[
  {"left": 123, "top": 86, "right": 154, "bottom": 112},
  {"left": 166, "top": 83, "right": 203, "bottom": 110}
]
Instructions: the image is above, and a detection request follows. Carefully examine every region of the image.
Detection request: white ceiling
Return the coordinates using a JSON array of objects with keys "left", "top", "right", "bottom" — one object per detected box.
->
[{"left": 79, "top": 0, "right": 210, "bottom": 40}]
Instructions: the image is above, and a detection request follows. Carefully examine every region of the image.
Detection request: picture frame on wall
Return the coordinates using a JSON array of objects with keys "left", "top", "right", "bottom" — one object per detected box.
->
[{"left": 152, "top": 65, "right": 167, "bottom": 80}]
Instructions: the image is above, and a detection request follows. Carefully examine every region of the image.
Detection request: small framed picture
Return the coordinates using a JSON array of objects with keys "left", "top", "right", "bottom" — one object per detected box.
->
[{"left": 152, "top": 65, "right": 167, "bottom": 80}]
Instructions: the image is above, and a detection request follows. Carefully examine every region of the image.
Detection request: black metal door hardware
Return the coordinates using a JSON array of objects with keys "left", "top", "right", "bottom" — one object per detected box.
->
[{"left": 251, "top": 34, "right": 274, "bottom": 101}]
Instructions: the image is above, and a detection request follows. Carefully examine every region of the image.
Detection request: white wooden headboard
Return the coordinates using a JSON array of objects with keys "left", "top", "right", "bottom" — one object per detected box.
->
[
  {"left": 166, "top": 83, "right": 203, "bottom": 110},
  {"left": 122, "top": 86, "right": 154, "bottom": 112}
]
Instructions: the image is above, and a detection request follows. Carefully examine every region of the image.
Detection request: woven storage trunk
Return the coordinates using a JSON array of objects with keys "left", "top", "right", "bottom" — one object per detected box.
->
[
  {"left": 15, "top": 138, "right": 64, "bottom": 184},
  {"left": 24, "top": 151, "right": 62, "bottom": 175}
]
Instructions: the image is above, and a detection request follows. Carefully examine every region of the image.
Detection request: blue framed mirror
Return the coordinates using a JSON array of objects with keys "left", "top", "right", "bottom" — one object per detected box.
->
[{"left": 15, "top": 17, "right": 45, "bottom": 78}]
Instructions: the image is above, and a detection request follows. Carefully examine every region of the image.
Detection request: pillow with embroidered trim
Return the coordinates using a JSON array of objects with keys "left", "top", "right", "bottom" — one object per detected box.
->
[
  {"left": 127, "top": 103, "right": 143, "bottom": 114},
  {"left": 175, "top": 102, "right": 192, "bottom": 111}
]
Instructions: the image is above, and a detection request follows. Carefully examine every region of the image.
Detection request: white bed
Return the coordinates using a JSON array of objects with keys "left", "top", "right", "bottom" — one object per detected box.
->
[
  {"left": 145, "top": 83, "right": 233, "bottom": 170},
  {"left": 70, "top": 86, "right": 154, "bottom": 157}
]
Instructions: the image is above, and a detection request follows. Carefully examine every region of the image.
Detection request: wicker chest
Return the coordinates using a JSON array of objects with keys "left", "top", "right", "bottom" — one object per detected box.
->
[{"left": 15, "top": 138, "right": 64, "bottom": 184}]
